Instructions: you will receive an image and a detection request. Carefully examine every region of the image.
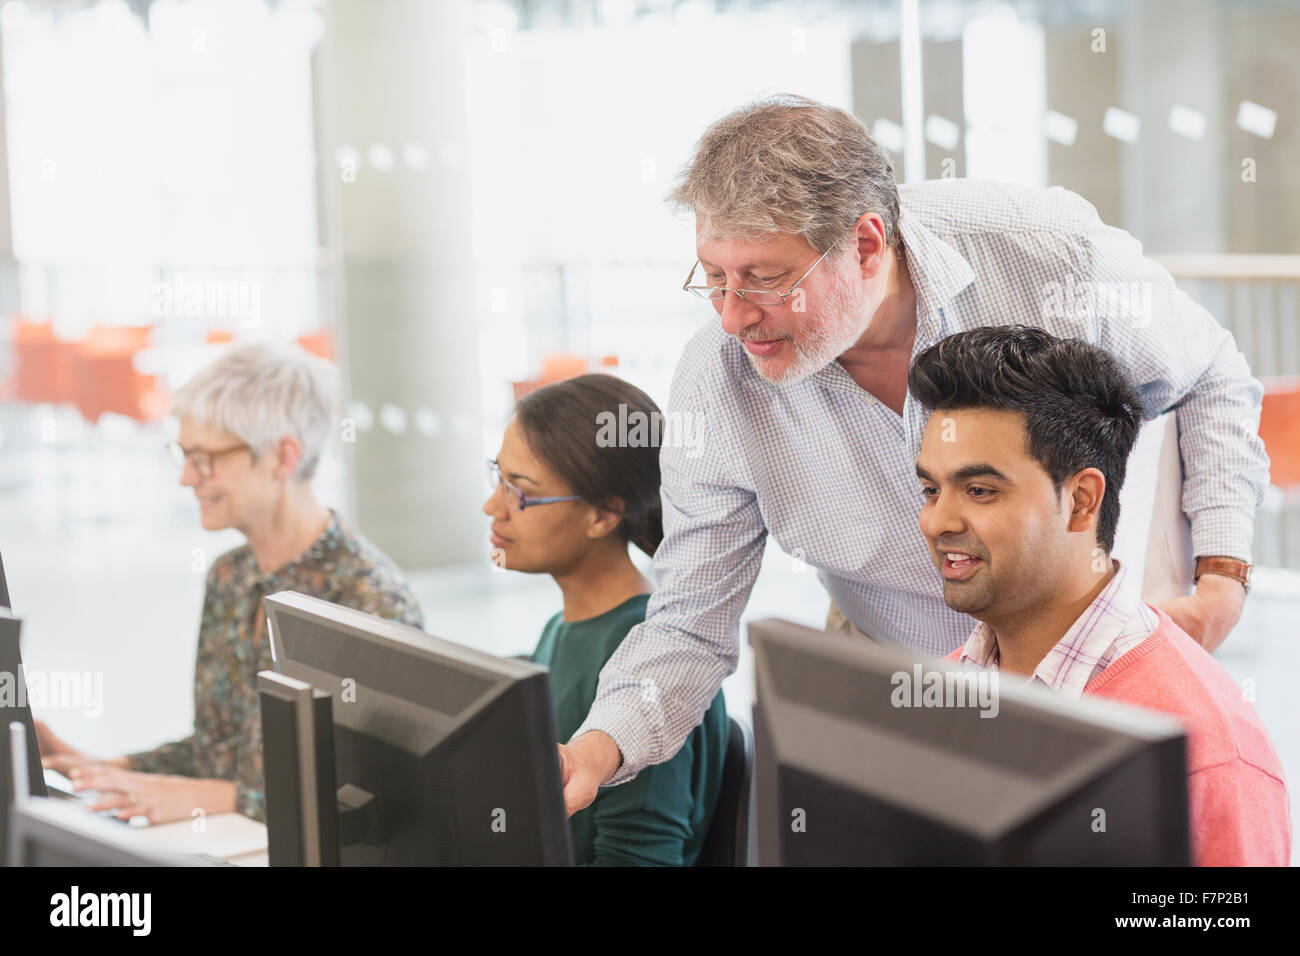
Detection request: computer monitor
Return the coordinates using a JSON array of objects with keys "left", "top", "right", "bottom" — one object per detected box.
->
[
  {"left": 1, "top": 608, "right": 49, "bottom": 851},
  {"left": 2, "top": 719, "right": 29, "bottom": 865},
  {"left": 257, "top": 671, "right": 340, "bottom": 866},
  {"left": 748, "top": 618, "right": 1191, "bottom": 865},
  {"left": 263, "top": 590, "right": 574, "bottom": 866}
]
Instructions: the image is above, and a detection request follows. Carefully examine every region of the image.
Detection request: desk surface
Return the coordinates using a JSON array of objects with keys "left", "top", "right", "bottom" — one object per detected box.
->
[
  {"left": 226, "top": 849, "right": 270, "bottom": 867},
  {"left": 120, "top": 812, "right": 268, "bottom": 866}
]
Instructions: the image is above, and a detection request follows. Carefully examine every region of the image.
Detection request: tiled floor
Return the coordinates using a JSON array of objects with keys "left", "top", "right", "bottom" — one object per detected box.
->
[{"left": 8, "top": 482, "right": 1298, "bottom": 865}]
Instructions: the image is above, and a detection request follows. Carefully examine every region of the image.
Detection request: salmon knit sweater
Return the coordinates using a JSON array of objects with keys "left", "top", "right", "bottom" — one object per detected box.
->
[{"left": 946, "top": 606, "right": 1291, "bottom": 866}]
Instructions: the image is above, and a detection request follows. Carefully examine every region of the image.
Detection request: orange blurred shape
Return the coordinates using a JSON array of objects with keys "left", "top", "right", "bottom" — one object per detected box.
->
[
  {"left": 72, "top": 324, "right": 163, "bottom": 424},
  {"left": 297, "top": 328, "right": 335, "bottom": 361},
  {"left": 1259, "top": 379, "right": 1300, "bottom": 488},
  {"left": 205, "top": 329, "right": 236, "bottom": 345},
  {"left": 13, "top": 317, "right": 76, "bottom": 404},
  {"left": 512, "top": 352, "right": 599, "bottom": 403},
  {"left": 540, "top": 354, "right": 587, "bottom": 381},
  {"left": 83, "top": 324, "right": 152, "bottom": 354}
]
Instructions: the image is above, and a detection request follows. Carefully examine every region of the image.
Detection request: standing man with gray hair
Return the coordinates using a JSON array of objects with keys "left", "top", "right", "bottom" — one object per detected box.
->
[
  {"left": 558, "top": 94, "right": 1269, "bottom": 814},
  {"left": 37, "top": 342, "right": 424, "bottom": 824}
]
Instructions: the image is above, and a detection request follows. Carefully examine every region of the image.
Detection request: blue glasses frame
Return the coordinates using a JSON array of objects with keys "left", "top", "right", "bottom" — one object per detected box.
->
[{"left": 488, "top": 458, "right": 582, "bottom": 511}]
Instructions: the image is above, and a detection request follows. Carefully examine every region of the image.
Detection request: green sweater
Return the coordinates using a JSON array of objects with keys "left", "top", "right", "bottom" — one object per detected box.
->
[{"left": 531, "top": 594, "right": 728, "bottom": 866}]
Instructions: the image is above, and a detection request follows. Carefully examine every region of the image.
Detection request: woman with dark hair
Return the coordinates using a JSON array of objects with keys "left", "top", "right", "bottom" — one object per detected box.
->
[{"left": 483, "top": 373, "right": 727, "bottom": 866}]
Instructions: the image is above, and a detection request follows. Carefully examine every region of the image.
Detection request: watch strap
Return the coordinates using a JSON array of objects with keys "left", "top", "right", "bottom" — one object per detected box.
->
[{"left": 1193, "top": 556, "right": 1252, "bottom": 593}]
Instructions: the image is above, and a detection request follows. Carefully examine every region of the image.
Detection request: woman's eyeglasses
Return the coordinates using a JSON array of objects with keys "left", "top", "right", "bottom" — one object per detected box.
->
[
  {"left": 165, "top": 441, "right": 250, "bottom": 480},
  {"left": 487, "top": 458, "right": 581, "bottom": 511}
]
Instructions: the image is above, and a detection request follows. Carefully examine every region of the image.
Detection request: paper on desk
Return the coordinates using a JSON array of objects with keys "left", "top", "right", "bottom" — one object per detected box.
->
[{"left": 122, "top": 812, "right": 268, "bottom": 860}]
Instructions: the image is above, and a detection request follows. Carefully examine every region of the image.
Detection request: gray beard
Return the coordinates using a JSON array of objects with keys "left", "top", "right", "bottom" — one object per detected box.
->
[{"left": 751, "top": 270, "right": 873, "bottom": 386}]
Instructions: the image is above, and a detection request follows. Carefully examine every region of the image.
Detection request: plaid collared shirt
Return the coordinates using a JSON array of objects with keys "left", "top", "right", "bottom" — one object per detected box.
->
[
  {"left": 955, "top": 560, "right": 1158, "bottom": 698},
  {"left": 575, "top": 177, "right": 1268, "bottom": 785}
]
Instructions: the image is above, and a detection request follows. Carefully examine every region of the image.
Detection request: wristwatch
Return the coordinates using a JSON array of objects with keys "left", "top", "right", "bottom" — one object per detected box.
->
[{"left": 1193, "top": 556, "right": 1252, "bottom": 594}]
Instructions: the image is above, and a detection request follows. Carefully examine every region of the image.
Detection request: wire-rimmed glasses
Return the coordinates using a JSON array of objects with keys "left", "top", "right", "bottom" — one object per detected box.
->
[{"left": 682, "top": 245, "right": 837, "bottom": 305}]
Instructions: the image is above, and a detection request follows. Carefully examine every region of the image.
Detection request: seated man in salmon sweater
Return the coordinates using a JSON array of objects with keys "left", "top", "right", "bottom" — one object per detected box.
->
[{"left": 908, "top": 324, "right": 1291, "bottom": 866}]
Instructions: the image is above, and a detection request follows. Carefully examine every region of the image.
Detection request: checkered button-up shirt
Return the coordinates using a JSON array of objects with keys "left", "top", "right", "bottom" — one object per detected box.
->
[
  {"left": 956, "top": 560, "right": 1158, "bottom": 697},
  {"left": 575, "top": 177, "right": 1268, "bottom": 785}
]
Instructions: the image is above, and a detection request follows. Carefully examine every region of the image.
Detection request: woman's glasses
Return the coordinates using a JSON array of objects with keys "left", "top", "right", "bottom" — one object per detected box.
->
[
  {"left": 165, "top": 441, "right": 250, "bottom": 480},
  {"left": 487, "top": 458, "right": 582, "bottom": 512}
]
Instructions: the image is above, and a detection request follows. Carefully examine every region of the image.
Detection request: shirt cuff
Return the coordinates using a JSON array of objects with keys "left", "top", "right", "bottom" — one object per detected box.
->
[
  {"left": 571, "top": 699, "right": 657, "bottom": 789},
  {"left": 1188, "top": 506, "right": 1256, "bottom": 565},
  {"left": 125, "top": 753, "right": 149, "bottom": 775},
  {"left": 125, "top": 740, "right": 196, "bottom": 778}
]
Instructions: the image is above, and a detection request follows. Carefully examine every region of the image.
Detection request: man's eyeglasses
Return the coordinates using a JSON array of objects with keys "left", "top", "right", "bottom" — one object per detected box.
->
[
  {"left": 682, "top": 245, "right": 837, "bottom": 306},
  {"left": 166, "top": 441, "right": 250, "bottom": 480},
  {"left": 487, "top": 458, "right": 582, "bottom": 512}
]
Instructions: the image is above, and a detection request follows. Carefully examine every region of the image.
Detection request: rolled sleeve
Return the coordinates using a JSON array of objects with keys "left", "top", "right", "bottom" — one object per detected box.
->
[
  {"left": 126, "top": 736, "right": 198, "bottom": 777},
  {"left": 1074, "top": 204, "right": 1269, "bottom": 564},
  {"left": 1168, "top": 323, "right": 1269, "bottom": 562}
]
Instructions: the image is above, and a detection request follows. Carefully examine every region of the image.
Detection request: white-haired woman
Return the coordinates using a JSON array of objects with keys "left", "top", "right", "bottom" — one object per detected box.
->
[{"left": 37, "top": 343, "right": 424, "bottom": 824}]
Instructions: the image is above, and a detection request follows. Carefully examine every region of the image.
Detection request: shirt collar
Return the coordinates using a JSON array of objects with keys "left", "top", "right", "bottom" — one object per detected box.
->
[
  {"left": 956, "top": 559, "right": 1155, "bottom": 698},
  {"left": 895, "top": 203, "right": 976, "bottom": 325}
]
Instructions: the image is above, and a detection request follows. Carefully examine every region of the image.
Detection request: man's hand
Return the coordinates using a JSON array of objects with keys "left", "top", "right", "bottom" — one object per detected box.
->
[
  {"left": 68, "top": 765, "right": 236, "bottom": 825},
  {"left": 1156, "top": 572, "right": 1246, "bottom": 654},
  {"left": 557, "top": 731, "right": 623, "bottom": 817}
]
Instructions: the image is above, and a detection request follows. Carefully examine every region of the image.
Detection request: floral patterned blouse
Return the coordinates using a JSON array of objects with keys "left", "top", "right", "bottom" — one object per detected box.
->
[{"left": 127, "top": 509, "right": 424, "bottom": 821}]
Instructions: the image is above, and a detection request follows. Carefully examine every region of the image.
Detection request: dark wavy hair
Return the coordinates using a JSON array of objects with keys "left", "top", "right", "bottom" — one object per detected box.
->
[
  {"left": 907, "top": 325, "right": 1145, "bottom": 553},
  {"left": 513, "top": 374, "right": 664, "bottom": 557}
]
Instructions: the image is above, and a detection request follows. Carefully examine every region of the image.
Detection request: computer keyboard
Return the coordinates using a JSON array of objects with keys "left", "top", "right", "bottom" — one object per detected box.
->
[{"left": 42, "top": 767, "right": 78, "bottom": 799}]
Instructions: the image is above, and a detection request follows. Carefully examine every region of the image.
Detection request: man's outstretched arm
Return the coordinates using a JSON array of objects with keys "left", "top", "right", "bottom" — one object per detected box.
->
[
  {"left": 561, "top": 381, "right": 768, "bottom": 814},
  {"left": 1081, "top": 204, "right": 1268, "bottom": 650}
]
